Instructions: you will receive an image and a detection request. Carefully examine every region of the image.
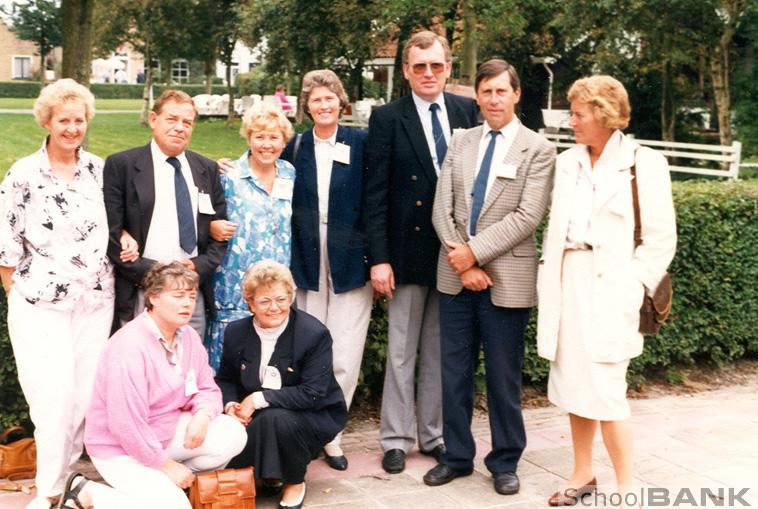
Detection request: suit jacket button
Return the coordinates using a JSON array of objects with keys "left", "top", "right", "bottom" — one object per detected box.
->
[
  {"left": 414, "top": 226, "right": 421, "bottom": 232},
  {"left": 411, "top": 175, "right": 418, "bottom": 181},
  {"left": 416, "top": 200, "right": 422, "bottom": 206}
]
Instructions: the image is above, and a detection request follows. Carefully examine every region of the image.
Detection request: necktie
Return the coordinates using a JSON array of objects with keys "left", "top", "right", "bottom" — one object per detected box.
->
[
  {"left": 429, "top": 103, "right": 448, "bottom": 169},
  {"left": 167, "top": 156, "right": 197, "bottom": 254},
  {"left": 470, "top": 130, "right": 501, "bottom": 235}
]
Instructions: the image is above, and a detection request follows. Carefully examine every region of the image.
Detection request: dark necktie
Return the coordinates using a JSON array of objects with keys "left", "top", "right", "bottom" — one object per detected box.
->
[
  {"left": 429, "top": 103, "right": 448, "bottom": 169},
  {"left": 166, "top": 156, "right": 196, "bottom": 254},
  {"left": 470, "top": 130, "right": 501, "bottom": 235}
]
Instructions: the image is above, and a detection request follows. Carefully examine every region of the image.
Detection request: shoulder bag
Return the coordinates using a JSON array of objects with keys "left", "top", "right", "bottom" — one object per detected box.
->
[
  {"left": 189, "top": 466, "right": 255, "bottom": 509},
  {"left": 0, "top": 426, "right": 36, "bottom": 480}
]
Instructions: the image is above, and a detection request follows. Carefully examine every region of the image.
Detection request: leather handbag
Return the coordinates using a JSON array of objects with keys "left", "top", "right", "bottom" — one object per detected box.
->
[
  {"left": 630, "top": 154, "right": 673, "bottom": 335},
  {"left": 0, "top": 426, "right": 36, "bottom": 480},
  {"left": 188, "top": 467, "right": 255, "bottom": 509}
]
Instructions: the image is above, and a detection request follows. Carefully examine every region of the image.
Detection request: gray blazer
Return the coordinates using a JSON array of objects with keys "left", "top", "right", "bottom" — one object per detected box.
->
[{"left": 432, "top": 124, "right": 556, "bottom": 308}]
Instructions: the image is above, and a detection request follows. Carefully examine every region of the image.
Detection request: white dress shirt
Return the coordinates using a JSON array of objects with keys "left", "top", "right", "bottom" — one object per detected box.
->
[
  {"left": 412, "top": 92, "right": 451, "bottom": 173},
  {"left": 313, "top": 128, "right": 337, "bottom": 223},
  {"left": 144, "top": 140, "right": 198, "bottom": 262}
]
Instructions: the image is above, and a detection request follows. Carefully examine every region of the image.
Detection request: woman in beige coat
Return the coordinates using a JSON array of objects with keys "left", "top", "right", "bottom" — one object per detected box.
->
[{"left": 536, "top": 76, "right": 676, "bottom": 506}]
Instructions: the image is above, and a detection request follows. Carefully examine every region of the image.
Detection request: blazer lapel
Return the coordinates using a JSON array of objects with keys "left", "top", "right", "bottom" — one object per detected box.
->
[
  {"left": 299, "top": 130, "right": 319, "bottom": 206},
  {"left": 444, "top": 92, "right": 468, "bottom": 129},
  {"left": 133, "top": 144, "right": 156, "bottom": 237},
  {"left": 461, "top": 126, "right": 483, "bottom": 212},
  {"left": 478, "top": 125, "right": 528, "bottom": 219},
  {"left": 267, "top": 312, "right": 296, "bottom": 377},
  {"left": 552, "top": 156, "right": 582, "bottom": 247},
  {"left": 400, "top": 95, "right": 437, "bottom": 184},
  {"left": 240, "top": 322, "right": 263, "bottom": 392},
  {"left": 328, "top": 126, "right": 350, "bottom": 207}
]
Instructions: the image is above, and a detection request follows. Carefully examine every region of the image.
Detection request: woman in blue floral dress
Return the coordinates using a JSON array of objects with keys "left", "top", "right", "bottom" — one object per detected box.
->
[{"left": 205, "top": 104, "right": 295, "bottom": 370}]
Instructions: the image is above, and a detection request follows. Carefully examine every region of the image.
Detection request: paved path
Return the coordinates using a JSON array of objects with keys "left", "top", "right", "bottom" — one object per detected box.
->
[{"left": 2, "top": 374, "right": 757, "bottom": 508}]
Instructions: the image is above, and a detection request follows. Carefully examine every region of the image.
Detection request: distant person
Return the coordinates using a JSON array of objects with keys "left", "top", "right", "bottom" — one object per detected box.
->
[
  {"left": 364, "top": 30, "right": 479, "bottom": 474},
  {"left": 537, "top": 75, "right": 676, "bottom": 507},
  {"left": 216, "top": 260, "right": 347, "bottom": 509},
  {"left": 55, "top": 262, "right": 247, "bottom": 509},
  {"left": 103, "top": 89, "right": 228, "bottom": 339},
  {"left": 275, "top": 84, "right": 293, "bottom": 112},
  {"left": 0, "top": 79, "right": 114, "bottom": 509},
  {"left": 115, "top": 68, "right": 128, "bottom": 83},
  {"left": 281, "top": 69, "right": 372, "bottom": 471},
  {"left": 206, "top": 104, "right": 295, "bottom": 371},
  {"left": 136, "top": 70, "right": 146, "bottom": 84}
]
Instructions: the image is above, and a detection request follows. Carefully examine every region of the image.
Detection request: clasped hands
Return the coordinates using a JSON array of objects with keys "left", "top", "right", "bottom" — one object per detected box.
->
[
  {"left": 225, "top": 395, "right": 256, "bottom": 425},
  {"left": 445, "top": 240, "right": 492, "bottom": 292}
]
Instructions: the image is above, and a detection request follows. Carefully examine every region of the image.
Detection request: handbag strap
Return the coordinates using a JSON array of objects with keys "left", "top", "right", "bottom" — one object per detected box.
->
[
  {"left": 630, "top": 147, "right": 642, "bottom": 248},
  {"left": 1, "top": 427, "right": 26, "bottom": 444}
]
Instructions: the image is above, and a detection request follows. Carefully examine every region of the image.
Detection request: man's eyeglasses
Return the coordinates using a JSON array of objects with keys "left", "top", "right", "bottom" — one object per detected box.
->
[
  {"left": 410, "top": 62, "right": 447, "bottom": 75},
  {"left": 253, "top": 295, "right": 291, "bottom": 309}
]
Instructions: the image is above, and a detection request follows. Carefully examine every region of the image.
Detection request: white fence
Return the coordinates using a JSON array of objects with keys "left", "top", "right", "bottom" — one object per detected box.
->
[{"left": 541, "top": 131, "right": 742, "bottom": 180}]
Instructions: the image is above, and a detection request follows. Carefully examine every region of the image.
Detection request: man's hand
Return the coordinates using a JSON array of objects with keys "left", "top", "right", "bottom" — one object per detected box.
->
[
  {"left": 460, "top": 267, "right": 492, "bottom": 292},
  {"left": 119, "top": 230, "right": 139, "bottom": 263},
  {"left": 370, "top": 263, "right": 396, "bottom": 300},
  {"left": 183, "top": 411, "right": 211, "bottom": 449},
  {"left": 216, "top": 158, "right": 234, "bottom": 174},
  {"left": 210, "top": 219, "right": 237, "bottom": 242},
  {"left": 445, "top": 241, "right": 477, "bottom": 274},
  {"left": 160, "top": 458, "right": 195, "bottom": 489}
]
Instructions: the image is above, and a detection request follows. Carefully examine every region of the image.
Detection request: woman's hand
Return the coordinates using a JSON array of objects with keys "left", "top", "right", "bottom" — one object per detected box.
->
[
  {"left": 236, "top": 395, "right": 256, "bottom": 424},
  {"left": 119, "top": 230, "right": 139, "bottom": 263},
  {"left": 225, "top": 402, "right": 249, "bottom": 425},
  {"left": 183, "top": 411, "right": 211, "bottom": 449},
  {"left": 210, "top": 220, "right": 237, "bottom": 242},
  {"left": 160, "top": 458, "right": 195, "bottom": 489},
  {"left": 216, "top": 158, "right": 234, "bottom": 174}
]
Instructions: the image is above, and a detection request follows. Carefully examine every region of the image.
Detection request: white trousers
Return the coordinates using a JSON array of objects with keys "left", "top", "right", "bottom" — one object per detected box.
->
[
  {"left": 87, "top": 412, "right": 247, "bottom": 509},
  {"left": 295, "top": 223, "right": 373, "bottom": 447},
  {"left": 7, "top": 289, "right": 114, "bottom": 498}
]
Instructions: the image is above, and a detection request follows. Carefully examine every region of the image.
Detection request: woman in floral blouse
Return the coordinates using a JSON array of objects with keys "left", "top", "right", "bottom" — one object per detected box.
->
[
  {"left": 0, "top": 79, "right": 115, "bottom": 509},
  {"left": 205, "top": 104, "right": 295, "bottom": 371}
]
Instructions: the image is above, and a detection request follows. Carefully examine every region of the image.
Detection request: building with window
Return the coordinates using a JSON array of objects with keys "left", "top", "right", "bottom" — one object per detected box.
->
[{"left": 0, "top": 19, "right": 54, "bottom": 81}]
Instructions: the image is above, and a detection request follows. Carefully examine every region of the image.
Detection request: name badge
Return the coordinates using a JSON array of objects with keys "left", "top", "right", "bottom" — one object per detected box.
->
[
  {"left": 271, "top": 178, "right": 294, "bottom": 201},
  {"left": 261, "top": 365, "right": 282, "bottom": 390},
  {"left": 493, "top": 162, "right": 518, "bottom": 179},
  {"left": 333, "top": 142, "right": 351, "bottom": 165},
  {"left": 185, "top": 369, "right": 199, "bottom": 396},
  {"left": 198, "top": 192, "right": 215, "bottom": 214}
]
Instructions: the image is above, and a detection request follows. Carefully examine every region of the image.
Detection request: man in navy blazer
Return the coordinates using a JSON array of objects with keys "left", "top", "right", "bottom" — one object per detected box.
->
[
  {"left": 364, "top": 30, "right": 479, "bottom": 474},
  {"left": 103, "top": 90, "right": 227, "bottom": 336}
]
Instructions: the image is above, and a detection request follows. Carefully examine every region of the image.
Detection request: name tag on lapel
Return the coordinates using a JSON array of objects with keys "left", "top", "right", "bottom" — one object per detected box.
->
[
  {"left": 333, "top": 142, "right": 351, "bottom": 164},
  {"left": 262, "top": 365, "right": 283, "bottom": 390},
  {"left": 493, "top": 162, "right": 518, "bottom": 179},
  {"left": 271, "top": 178, "right": 294, "bottom": 201},
  {"left": 185, "top": 369, "right": 199, "bottom": 396},
  {"left": 198, "top": 192, "right": 215, "bottom": 214}
]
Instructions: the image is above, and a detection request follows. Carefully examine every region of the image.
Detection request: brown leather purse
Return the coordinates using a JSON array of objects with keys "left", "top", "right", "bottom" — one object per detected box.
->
[
  {"left": 0, "top": 426, "right": 36, "bottom": 480},
  {"left": 189, "top": 467, "right": 255, "bottom": 509},
  {"left": 630, "top": 155, "right": 673, "bottom": 335}
]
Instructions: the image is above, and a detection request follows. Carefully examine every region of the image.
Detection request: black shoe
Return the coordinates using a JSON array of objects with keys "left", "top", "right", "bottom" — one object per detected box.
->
[
  {"left": 493, "top": 471, "right": 520, "bottom": 495},
  {"left": 261, "top": 479, "right": 284, "bottom": 496},
  {"left": 423, "top": 463, "right": 473, "bottom": 487},
  {"left": 323, "top": 449, "right": 348, "bottom": 471},
  {"left": 381, "top": 448, "right": 406, "bottom": 474},
  {"left": 420, "top": 443, "right": 447, "bottom": 462}
]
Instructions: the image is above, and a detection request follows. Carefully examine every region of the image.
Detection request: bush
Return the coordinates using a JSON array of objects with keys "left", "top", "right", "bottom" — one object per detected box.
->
[
  {"left": 0, "top": 81, "right": 236, "bottom": 101},
  {"left": 0, "top": 180, "right": 755, "bottom": 423},
  {"left": 0, "top": 81, "right": 41, "bottom": 98}
]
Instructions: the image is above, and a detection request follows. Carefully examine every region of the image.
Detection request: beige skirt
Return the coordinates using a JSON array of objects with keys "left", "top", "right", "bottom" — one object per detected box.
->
[{"left": 547, "top": 249, "right": 631, "bottom": 421}]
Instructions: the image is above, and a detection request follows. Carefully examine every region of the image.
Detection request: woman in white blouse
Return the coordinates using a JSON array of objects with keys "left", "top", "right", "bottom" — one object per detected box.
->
[
  {"left": 536, "top": 76, "right": 676, "bottom": 507},
  {"left": 0, "top": 79, "right": 115, "bottom": 509}
]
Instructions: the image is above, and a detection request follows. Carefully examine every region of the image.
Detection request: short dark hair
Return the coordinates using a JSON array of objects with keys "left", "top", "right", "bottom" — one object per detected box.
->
[
  {"left": 142, "top": 261, "right": 198, "bottom": 310},
  {"left": 475, "top": 59, "right": 520, "bottom": 92}
]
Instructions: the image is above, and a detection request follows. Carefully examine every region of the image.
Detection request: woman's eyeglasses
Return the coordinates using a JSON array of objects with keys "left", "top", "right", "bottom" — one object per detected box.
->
[
  {"left": 410, "top": 62, "right": 446, "bottom": 75},
  {"left": 253, "top": 295, "right": 290, "bottom": 309}
]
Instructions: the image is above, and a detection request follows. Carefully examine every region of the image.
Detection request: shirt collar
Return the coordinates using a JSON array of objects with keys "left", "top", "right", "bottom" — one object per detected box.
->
[
  {"left": 411, "top": 91, "right": 445, "bottom": 113},
  {"left": 143, "top": 310, "right": 184, "bottom": 361},
  {"left": 39, "top": 136, "right": 84, "bottom": 179},
  {"left": 482, "top": 117, "right": 519, "bottom": 141},
  {"left": 313, "top": 128, "right": 338, "bottom": 146},
  {"left": 150, "top": 139, "right": 187, "bottom": 167}
]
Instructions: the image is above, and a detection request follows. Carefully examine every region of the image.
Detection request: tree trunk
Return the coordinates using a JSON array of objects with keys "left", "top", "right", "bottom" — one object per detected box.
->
[
  {"left": 660, "top": 60, "right": 675, "bottom": 141},
  {"left": 460, "top": 0, "right": 478, "bottom": 86},
  {"left": 709, "top": 45, "right": 732, "bottom": 148},
  {"left": 392, "top": 24, "right": 412, "bottom": 100},
  {"left": 140, "top": 44, "right": 153, "bottom": 127},
  {"left": 226, "top": 59, "right": 235, "bottom": 128},
  {"left": 39, "top": 49, "right": 48, "bottom": 86},
  {"left": 204, "top": 58, "right": 215, "bottom": 95},
  {"left": 61, "top": 0, "right": 94, "bottom": 84}
]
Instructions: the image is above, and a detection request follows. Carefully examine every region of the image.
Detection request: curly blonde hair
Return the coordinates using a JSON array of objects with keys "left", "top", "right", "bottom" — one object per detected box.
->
[
  {"left": 33, "top": 78, "right": 96, "bottom": 127},
  {"left": 567, "top": 75, "right": 631, "bottom": 129},
  {"left": 241, "top": 259, "right": 296, "bottom": 302},
  {"left": 239, "top": 103, "right": 294, "bottom": 142}
]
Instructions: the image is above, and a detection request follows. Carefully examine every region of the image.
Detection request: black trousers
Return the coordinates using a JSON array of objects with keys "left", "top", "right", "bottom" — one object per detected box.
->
[{"left": 227, "top": 407, "right": 325, "bottom": 484}]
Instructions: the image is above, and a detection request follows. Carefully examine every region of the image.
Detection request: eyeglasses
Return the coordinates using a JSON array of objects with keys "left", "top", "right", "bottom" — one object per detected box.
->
[
  {"left": 410, "top": 62, "right": 447, "bottom": 75},
  {"left": 253, "top": 295, "right": 291, "bottom": 309}
]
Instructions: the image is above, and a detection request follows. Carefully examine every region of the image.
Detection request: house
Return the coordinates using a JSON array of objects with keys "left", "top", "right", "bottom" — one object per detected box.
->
[{"left": 0, "top": 18, "right": 43, "bottom": 81}]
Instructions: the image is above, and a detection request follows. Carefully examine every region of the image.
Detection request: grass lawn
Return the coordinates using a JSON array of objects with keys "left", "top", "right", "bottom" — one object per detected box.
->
[
  {"left": 0, "top": 113, "right": 248, "bottom": 174},
  {"left": 0, "top": 97, "right": 144, "bottom": 110}
]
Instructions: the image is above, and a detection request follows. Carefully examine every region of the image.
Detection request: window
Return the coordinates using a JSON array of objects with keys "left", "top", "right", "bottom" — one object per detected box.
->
[
  {"left": 12, "top": 56, "right": 32, "bottom": 80},
  {"left": 171, "top": 59, "right": 189, "bottom": 84}
]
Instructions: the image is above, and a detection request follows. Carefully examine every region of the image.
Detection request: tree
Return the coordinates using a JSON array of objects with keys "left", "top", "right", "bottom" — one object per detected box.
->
[
  {"left": 61, "top": 0, "right": 94, "bottom": 83},
  {"left": 3, "top": 0, "right": 62, "bottom": 84}
]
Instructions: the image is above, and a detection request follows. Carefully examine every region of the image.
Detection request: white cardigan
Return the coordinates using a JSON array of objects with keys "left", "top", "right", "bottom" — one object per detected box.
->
[{"left": 536, "top": 132, "right": 677, "bottom": 363}]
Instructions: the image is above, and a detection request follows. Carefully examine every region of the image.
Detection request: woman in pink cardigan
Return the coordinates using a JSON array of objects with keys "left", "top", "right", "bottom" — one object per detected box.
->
[{"left": 56, "top": 262, "right": 247, "bottom": 509}]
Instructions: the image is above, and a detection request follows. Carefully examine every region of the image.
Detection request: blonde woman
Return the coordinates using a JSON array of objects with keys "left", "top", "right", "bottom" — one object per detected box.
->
[
  {"left": 537, "top": 75, "right": 676, "bottom": 506},
  {"left": 0, "top": 79, "right": 114, "bottom": 509},
  {"left": 206, "top": 105, "right": 295, "bottom": 370}
]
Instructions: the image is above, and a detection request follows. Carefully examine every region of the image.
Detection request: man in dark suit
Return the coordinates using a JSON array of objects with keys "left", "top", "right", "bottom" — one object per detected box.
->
[
  {"left": 364, "top": 30, "right": 479, "bottom": 474},
  {"left": 103, "top": 90, "right": 227, "bottom": 336}
]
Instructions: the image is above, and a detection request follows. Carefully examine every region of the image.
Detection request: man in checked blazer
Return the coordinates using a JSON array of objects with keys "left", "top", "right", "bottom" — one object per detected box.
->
[{"left": 425, "top": 59, "right": 555, "bottom": 495}]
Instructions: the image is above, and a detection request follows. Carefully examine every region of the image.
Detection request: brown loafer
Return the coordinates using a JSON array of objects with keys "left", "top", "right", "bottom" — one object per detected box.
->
[{"left": 548, "top": 478, "right": 597, "bottom": 506}]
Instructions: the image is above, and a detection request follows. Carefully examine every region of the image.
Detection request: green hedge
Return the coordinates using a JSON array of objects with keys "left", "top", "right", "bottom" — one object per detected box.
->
[
  {"left": 0, "top": 81, "right": 235, "bottom": 100},
  {"left": 0, "top": 180, "right": 756, "bottom": 425}
]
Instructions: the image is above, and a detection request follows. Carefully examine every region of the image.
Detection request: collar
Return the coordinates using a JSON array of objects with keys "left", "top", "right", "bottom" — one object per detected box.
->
[
  {"left": 143, "top": 310, "right": 183, "bottom": 350},
  {"left": 481, "top": 117, "right": 519, "bottom": 141},
  {"left": 313, "top": 127, "right": 338, "bottom": 146},
  {"left": 411, "top": 91, "right": 445, "bottom": 113},
  {"left": 253, "top": 316, "right": 290, "bottom": 342},
  {"left": 150, "top": 139, "right": 186, "bottom": 165},
  {"left": 39, "top": 137, "right": 83, "bottom": 179}
]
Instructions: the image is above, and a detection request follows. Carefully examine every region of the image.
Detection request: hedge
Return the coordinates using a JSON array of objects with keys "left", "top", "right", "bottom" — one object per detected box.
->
[
  {"left": 0, "top": 81, "right": 235, "bottom": 100},
  {"left": 0, "top": 179, "right": 756, "bottom": 426}
]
